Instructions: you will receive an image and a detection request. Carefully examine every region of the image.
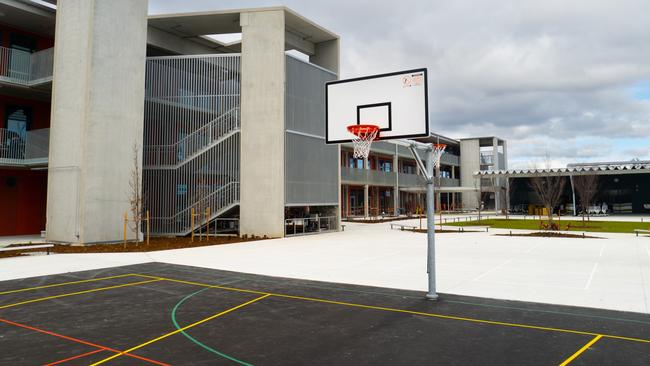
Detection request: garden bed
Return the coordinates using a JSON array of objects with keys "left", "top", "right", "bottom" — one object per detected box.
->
[{"left": 0, "top": 236, "right": 263, "bottom": 258}]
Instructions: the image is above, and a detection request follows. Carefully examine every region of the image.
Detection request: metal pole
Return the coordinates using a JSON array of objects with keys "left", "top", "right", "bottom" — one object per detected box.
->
[
  {"left": 425, "top": 147, "right": 438, "bottom": 300},
  {"left": 407, "top": 143, "right": 438, "bottom": 300}
]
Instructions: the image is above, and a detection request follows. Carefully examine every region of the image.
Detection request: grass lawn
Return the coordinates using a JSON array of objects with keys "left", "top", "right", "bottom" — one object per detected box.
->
[{"left": 447, "top": 218, "right": 650, "bottom": 234}]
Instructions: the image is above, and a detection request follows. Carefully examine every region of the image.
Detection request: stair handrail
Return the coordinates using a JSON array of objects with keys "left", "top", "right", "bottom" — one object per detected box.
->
[
  {"left": 144, "top": 107, "right": 239, "bottom": 166},
  {"left": 150, "top": 181, "right": 240, "bottom": 232}
]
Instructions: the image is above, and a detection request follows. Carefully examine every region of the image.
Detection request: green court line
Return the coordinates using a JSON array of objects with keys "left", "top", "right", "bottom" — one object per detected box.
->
[{"left": 171, "top": 288, "right": 253, "bottom": 366}]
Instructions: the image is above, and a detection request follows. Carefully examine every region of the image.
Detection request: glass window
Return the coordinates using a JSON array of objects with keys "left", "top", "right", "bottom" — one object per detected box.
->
[
  {"left": 379, "top": 159, "right": 392, "bottom": 172},
  {"left": 5, "top": 106, "right": 31, "bottom": 141}
]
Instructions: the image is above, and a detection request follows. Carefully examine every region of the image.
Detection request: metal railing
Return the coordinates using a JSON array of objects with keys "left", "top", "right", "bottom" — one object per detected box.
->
[
  {"left": 440, "top": 152, "right": 460, "bottom": 166},
  {"left": 30, "top": 47, "right": 54, "bottom": 83},
  {"left": 341, "top": 167, "right": 396, "bottom": 186},
  {"left": 399, "top": 172, "right": 425, "bottom": 187},
  {"left": 150, "top": 182, "right": 240, "bottom": 235},
  {"left": 0, "top": 46, "right": 53, "bottom": 85},
  {"left": 285, "top": 215, "right": 338, "bottom": 236},
  {"left": 0, "top": 128, "right": 50, "bottom": 165},
  {"left": 143, "top": 107, "right": 239, "bottom": 168}
]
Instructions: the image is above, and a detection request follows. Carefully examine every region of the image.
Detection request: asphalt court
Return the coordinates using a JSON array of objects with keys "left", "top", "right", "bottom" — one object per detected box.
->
[{"left": 1, "top": 263, "right": 649, "bottom": 365}]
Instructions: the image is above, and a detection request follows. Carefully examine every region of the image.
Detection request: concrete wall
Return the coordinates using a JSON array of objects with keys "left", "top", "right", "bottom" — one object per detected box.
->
[
  {"left": 311, "top": 39, "right": 340, "bottom": 75},
  {"left": 46, "top": 0, "right": 148, "bottom": 243},
  {"left": 146, "top": 26, "right": 215, "bottom": 55},
  {"left": 460, "top": 139, "right": 480, "bottom": 210},
  {"left": 239, "top": 10, "right": 286, "bottom": 237}
]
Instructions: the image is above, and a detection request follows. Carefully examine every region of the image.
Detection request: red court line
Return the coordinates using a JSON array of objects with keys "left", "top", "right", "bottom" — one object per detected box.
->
[
  {"left": 0, "top": 318, "right": 169, "bottom": 366},
  {"left": 44, "top": 348, "right": 104, "bottom": 365}
]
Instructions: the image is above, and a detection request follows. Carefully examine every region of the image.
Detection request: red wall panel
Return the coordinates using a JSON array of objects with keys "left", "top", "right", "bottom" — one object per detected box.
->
[{"left": 0, "top": 169, "right": 47, "bottom": 236}]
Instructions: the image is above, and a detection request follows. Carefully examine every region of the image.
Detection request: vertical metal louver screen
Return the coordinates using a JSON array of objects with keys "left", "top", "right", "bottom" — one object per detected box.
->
[
  {"left": 143, "top": 55, "right": 241, "bottom": 235},
  {"left": 284, "top": 56, "right": 339, "bottom": 206}
]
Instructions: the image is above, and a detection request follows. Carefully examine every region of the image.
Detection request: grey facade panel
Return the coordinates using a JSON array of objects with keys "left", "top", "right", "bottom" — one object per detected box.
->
[
  {"left": 285, "top": 56, "right": 338, "bottom": 206},
  {"left": 285, "top": 132, "right": 338, "bottom": 205}
]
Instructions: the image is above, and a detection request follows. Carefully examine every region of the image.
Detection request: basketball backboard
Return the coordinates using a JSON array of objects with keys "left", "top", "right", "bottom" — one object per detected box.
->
[{"left": 325, "top": 68, "right": 429, "bottom": 144}]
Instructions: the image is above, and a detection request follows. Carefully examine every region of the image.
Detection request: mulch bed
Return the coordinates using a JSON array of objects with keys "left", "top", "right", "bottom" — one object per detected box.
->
[
  {"left": 411, "top": 229, "right": 480, "bottom": 234},
  {"left": 0, "top": 236, "right": 263, "bottom": 258},
  {"left": 495, "top": 232, "right": 603, "bottom": 239}
]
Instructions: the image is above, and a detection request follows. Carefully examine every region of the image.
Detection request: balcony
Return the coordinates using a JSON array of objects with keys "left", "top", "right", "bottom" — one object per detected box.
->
[
  {"left": 439, "top": 177, "right": 460, "bottom": 187},
  {"left": 398, "top": 172, "right": 425, "bottom": 187},
  {"left": 0, "top": 46, "right": 54, "bottom": 86},
  {"left": 0, "top": 128, "right": 49, "bottom": 167},
  {"left": 341, "top": 167, "right": 396, "bottom": 186},
  {"left": 440, "top": 152, "right": 460, "bottom": 166}
]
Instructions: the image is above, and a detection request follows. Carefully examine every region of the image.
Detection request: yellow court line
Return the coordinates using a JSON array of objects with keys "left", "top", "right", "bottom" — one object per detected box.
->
[
  {"left": 0, "top": 273, "right": 144, "bottom": 295},
  {"left": 559, "top": 335, "right": 602, "bottom": 365},
  {"left": 136, "top": 274, "right": 650, "bottom": 344},
  {"left": 90, "top": 293, "right": 270, "bottom": 365},
  {"left": 0, "top": 279, "right": 162, "bottom": 310}
]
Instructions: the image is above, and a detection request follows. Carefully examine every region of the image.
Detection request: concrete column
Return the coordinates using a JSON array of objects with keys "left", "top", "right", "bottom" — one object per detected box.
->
[
  {"left": 502, "top": 140, "right": 508, "bottom": 169},
  {"left": 451, "top": 167, "right": 456, "bottom": 210},
  {"left": 493, "top": 137, "right": 501, "bottom": 212},
  {"left": 240, "top": 10, "right": 286, "bottom": 238},
  {"left": 460, "top": 139, "right": 480, "bottom": 210},
  {"left": 46, "top": 0, "right": 148, "bottom": 244},
  {"left": 364, "top": 185, "right": 369, "bottom": 218},
  {"left": 393, "top": 145, "right": 399, "bottom": 215}
]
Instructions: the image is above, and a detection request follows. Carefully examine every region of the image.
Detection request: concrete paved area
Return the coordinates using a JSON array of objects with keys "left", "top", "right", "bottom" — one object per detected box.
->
[{"left": 1, "top": 220, "right": 649, "bottom": 314}]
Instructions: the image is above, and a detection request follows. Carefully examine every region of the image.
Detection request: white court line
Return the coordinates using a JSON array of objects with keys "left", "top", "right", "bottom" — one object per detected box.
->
[
  {"left": 472, "top": 242, "right": 544, "bottom": 282},
  {"left": 471, "top": 258, "right": 515, "bottom": 282},
  {"left": 525, "top": 242, "right": 544, "bottom": 254},
  {"left": 477, "top": 279, "right": 586, "bottom": 291},
  {"left": 599, "top": 243, "right": 606, "bottom": 258},
  {"left": 584, "top": 263, "right": 599, "bottom": 290}
]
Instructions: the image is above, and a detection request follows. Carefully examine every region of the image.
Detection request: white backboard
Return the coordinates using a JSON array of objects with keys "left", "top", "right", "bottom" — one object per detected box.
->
[{"left": 325, "top": 68, "right": 429, "bottom": 144}]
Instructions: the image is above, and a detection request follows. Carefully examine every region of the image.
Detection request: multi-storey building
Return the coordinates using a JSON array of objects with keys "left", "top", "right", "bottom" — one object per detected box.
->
[
  {"left": 341, "top": 135, "right": 508, "bottom": 218},
  {"left": 0, "top": 1, "right": 507, "bottom": 240},
  {"left": 0, "top": 2, "right": 341, "bottom": 241}
]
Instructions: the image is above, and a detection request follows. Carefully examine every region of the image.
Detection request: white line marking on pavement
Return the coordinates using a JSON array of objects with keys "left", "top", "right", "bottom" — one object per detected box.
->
[
  {"left": 584, "top": 263, "right": 599, "bottom": 290},
  {"left": 599, "top": 243, "right": 606, "bottom": 258},
  {"left": 472, "top": 258, "right": 515, "bottom": 282}
]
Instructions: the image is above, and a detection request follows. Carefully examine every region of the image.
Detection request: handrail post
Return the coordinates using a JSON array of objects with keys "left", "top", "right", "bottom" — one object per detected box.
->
[
  {"left": 146, "top": 210, "right": 150, "bottom": 246},
  {"left": 191, "top": 208, "right": 195, "bottom": 242}
]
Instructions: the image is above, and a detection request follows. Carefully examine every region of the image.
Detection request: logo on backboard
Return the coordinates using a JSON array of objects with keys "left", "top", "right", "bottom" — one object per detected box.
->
[{"left": 401, "top": 73, "right": 424, "bottom": 87}]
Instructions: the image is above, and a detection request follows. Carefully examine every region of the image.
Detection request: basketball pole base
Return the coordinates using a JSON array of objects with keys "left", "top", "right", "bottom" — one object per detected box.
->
[{"left": 425, "top": 292, "right": 439, "bottom": 301}]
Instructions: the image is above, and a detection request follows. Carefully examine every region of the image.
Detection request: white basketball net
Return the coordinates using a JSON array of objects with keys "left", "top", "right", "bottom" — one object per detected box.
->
[
  {"left": 432, "top": 144, "right": 446, "bottom": 168},
  {"left": 350, "top": 126, "right": 379, "bottom": 159}
]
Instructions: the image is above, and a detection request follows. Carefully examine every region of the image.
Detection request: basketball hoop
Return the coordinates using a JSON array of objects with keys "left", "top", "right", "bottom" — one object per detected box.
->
[
  {"left": 347, "top": 124, "right": 380, "bottom": 159},
  {"left": 432, "top": 143, "right": 446, "bottom": 168}
]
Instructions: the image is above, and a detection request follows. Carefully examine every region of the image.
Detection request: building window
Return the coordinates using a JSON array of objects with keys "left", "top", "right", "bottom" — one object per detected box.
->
[
  {"left": 5, "top": 106, "right": 32, "bottom": 141},
  {"left": 349, "top": 156, "right": 364, "bottom": 169},
  {"left": 379, "top": 159, "right": 392, "bottom": 172}
]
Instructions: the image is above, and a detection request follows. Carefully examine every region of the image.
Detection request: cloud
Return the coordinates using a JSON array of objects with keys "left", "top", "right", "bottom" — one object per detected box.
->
[{"left": 149, "top": 0, "right": 650, "bottom": 166}]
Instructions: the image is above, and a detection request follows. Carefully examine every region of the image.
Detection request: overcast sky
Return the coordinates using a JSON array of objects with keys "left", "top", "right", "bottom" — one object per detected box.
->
[{"left": 150, "top": 0, "right": 650, "bottom": 169}]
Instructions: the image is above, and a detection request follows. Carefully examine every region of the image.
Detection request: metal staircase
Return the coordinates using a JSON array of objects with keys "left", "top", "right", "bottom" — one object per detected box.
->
[
  {"left": 143, "top": 108, "right": 239, "bottom": 169},
  {"left": 149, "top": 182, "right": 240, "bottom": 235},
  {"left": 143, "top": 107, "right": 241, "bottom": 236},
  {"left": 143, "top": 54, "right": 242, "bottom": 236}
]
